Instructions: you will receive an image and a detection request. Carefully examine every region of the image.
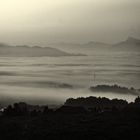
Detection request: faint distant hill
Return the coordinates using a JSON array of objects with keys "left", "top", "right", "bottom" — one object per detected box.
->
[
  {"left": 82, "top": 41, "right": 110, "bottom": 48},
  {"left": 0, "top": 43, "right": 80, "bottom": 57},
  {"left": 113, "top": 37, "right": 140, "bottom": 51},
  {"left": 50, "top": 41, "right": 111, "bottom": 55}
]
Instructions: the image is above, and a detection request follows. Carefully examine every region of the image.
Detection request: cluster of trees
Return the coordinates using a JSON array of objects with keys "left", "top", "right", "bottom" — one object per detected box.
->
[
  {"left": 1, "top": 96, "right": 140, "bottom": 117},
  {"left": 4, "top": 102, "right": 28, "bottom": 116},
  {"left": 90, "top": 84, "right": 139, "bottom": 95},
  {"left": 3, "top": 102, "right": 53, "bottom": 117},
  {"left": 65, "top": 96, "right": 128, "bottom": 109},
  {"left": 135, "top": 96, "right": 140, "bottom": 104}
]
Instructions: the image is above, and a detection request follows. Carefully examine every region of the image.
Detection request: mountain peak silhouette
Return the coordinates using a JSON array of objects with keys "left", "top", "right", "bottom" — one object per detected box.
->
[{"left": 126, "top": 37, "right": 140, "bottom": 43}]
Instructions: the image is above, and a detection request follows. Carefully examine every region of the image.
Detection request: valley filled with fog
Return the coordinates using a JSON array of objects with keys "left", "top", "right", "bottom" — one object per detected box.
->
[{"left": 0, "top": 43, "right": 140, "bottom": 105}]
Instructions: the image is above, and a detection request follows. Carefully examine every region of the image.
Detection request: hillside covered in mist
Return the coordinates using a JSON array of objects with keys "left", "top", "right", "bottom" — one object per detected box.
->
[
  {"left": 0, "top": 43, "right": 75, "bottom": 57},
  {"left": 50, "top": 37, "right": 140, "bottom": 55}
]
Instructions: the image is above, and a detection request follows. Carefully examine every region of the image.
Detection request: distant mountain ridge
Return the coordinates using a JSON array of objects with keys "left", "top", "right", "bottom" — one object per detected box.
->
[
  {"left": 113, "top": 37, "right": 140, "bottom": 51},
  {"left": 0, "top": 43, "right": 78, "bottom": 57},
  {"left": 81, "top": 41, "right": 110, "bottom": 48},
  {"left": 125, "top": 37, "right": 140, "bottom": 44},
  {"left": 53, "top": 36, "right": 140, "bottom": 48},
  {"left": 45, "top": 37, "right": 140, "bottom": 55},
  {"left": 81, "top": 37, "right": 140, "bottom": 49},
  {"left": 0, "top": 37, "right": 139, "bottom": 56}
]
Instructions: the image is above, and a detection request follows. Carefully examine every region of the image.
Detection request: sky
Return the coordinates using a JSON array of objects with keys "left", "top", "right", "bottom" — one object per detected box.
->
[{"left": 0, "top": 0, "right": 140, "bottom": 45}]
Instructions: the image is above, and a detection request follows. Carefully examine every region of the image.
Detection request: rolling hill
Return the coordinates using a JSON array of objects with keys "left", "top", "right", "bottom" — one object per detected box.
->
[
  {"left": 0, "top": 43, "right": 75, "bottom": 57},
  {"left": 113, "top": 37, "right": 140, "bottom": 51},
  {"left": 49, "top": 37, "right": 140, "bottom": 55}
]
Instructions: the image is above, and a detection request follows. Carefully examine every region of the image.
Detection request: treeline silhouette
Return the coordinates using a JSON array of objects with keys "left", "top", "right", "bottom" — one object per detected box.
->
[
  {"left": 3, "top": 102, "right": 53, "bottom": 117},
  {"left": 1, "top": 96, "right": 140, "bottom": 116},
  {"left": 0, "top": 96, "right": 140, "bottom": 140},
  {"left": 65, "top": 96, "right": 128, "bottom": 109}
]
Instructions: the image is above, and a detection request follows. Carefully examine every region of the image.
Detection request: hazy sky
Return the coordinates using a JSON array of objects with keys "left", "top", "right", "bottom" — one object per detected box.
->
[{"left": 0, "top": 0, "right": 140, "bottom": 45}]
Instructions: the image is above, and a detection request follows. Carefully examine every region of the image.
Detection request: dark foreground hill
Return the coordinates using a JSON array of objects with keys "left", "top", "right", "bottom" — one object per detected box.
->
[{"left": 0, "top": 96, "right": 140, "bottom": 140}]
